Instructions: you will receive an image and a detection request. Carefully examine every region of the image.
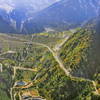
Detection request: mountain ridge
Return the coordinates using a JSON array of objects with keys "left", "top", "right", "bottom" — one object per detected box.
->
[{"left": 22, "top": 0, "right": 100, "bottom": 34}]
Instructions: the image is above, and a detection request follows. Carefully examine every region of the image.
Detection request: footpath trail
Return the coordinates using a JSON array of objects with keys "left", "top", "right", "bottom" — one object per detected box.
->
[
  {"left": 13, "top": 66, "right": 37, "bottom": 79},
  {"left": 0, "top": 51, "right": 16, "bottom": 56}
]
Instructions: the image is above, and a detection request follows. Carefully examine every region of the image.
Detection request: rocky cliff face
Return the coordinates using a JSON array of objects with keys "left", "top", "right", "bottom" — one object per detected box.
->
[{"left": 0, "top": 15, "right": 16, "bottom": 33}]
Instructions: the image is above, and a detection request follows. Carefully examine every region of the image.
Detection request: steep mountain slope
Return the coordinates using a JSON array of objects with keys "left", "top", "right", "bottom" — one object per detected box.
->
[
  {"left": 0, "top": 5, "right": 34, "bottom": 33},
  {"left": 23, "top": 0, "right": 100, "bottom": 34},
  {"left": 0, "top": 16, "right": 16, "bottom": 33},
  {"left": 60, "top": 17, "right": 100, "bottom": 79}
]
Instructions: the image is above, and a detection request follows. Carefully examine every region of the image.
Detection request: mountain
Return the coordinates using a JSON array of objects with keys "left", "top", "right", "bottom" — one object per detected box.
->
[
  {"left": 0, "top": 0, "right": 60, "bottom": 12},
  {"left": 0, "top": 15, "right": 16, "bottom": 33},
  {"left": 23, "top": 0, "right": 100, "bottom": 34},
  {"left": 0, "top": 0, "right": 100, "bottom": 34},
  {"left": 0, "top": 0, "right": 60, "bottom": 34},
  {"left": 13, "top": 0, "right": 60, "bottom": 12}
]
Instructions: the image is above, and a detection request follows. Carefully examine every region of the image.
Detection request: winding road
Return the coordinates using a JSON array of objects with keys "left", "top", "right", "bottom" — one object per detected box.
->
[
  {"left": 53, "top": 36, "right": 69, "bottom": 52},
  {"left": 25, "top": 41, "right": 70, "bottom": 76}
]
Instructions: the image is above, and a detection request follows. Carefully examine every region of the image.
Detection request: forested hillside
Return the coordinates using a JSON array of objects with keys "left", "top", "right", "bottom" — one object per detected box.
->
[{"left": 60, "top": 18, "right": 100, "bottom": 79}]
